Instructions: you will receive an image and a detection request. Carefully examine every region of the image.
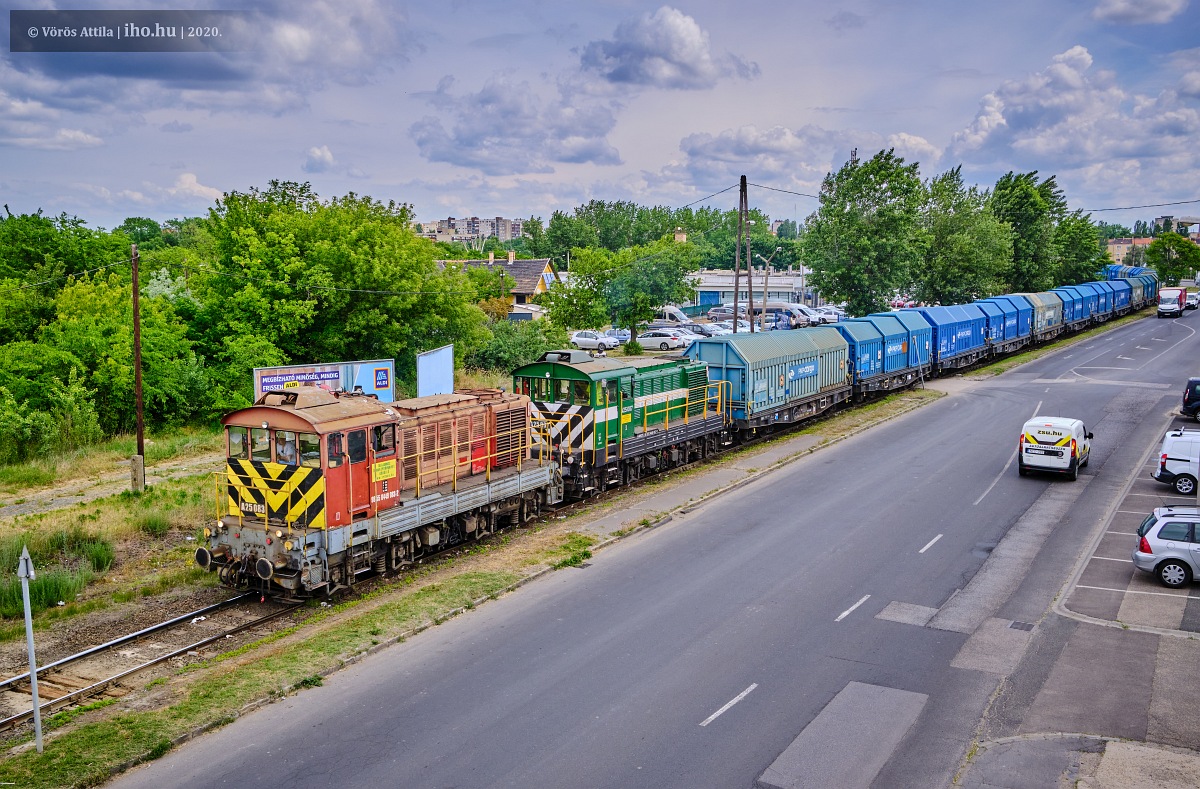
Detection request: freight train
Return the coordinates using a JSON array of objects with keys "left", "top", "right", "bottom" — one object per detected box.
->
[{"left": 196, "top": 266, "right": 1159, "bottom": 595}]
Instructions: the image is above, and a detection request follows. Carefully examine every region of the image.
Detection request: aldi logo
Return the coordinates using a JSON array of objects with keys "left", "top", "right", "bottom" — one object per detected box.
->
[{"left": 375, "top": 367, "right": 390, "bottom": 389}]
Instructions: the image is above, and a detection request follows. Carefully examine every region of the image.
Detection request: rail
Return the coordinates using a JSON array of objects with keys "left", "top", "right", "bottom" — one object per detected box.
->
[{"left": 0, "top": 595, "right": 299, "bottom": 731}]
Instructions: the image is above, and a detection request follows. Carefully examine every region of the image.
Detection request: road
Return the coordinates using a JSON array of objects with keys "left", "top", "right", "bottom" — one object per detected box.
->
[{"left": 112, "top": 312, "right": 1197, "bottom": 789}]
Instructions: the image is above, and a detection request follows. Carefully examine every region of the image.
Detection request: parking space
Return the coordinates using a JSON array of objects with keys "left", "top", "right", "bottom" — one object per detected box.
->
[{"left": 1064, "top": 415, "right": 1200, "bottom": 631}]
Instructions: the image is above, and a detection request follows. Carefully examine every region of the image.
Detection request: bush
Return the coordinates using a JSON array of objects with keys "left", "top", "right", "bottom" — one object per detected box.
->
[
  {"left": 622, "top": 340, "right": 644, "bottom": 355},
  {"left": 465, "top": 319, "right": 570, "bottom": 371}
]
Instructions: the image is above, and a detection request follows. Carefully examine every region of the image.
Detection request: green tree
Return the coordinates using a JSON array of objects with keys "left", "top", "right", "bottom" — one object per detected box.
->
[
  {"left": 989, "top": 171, "right": 1062, "bottom": 292},
  {"left": 606, "top": 238, "right": 700, "bottom": 339},
  {"left": 1123, "top": 245, "right": 1147, "bottom": 266},
  {"left": 802, "top": 149, "right": 926, "bottom": 316},
  {"left": 545, "top": 211, "right": 599, "bottom": 268},
  {"left": 520, "top": 216, "right": 550, "bottom": 258},
  {"left": 1095, "top": 221, "right": 1132, "bottom": 239},
  {"left": 1133, "top": 219, "right": 1152, "bottom": 237},
  {"left": 1054, "top": 212, "right": 1108, "bottom": 285},
  {"left": 194, "top": 181, "right": 489, "bottom": 402},
  {"left": 539, "top": 247, "right": 615, "bottom": 330},
  {"left": 913, "top": 167, "right": 1012, "bottom": 305},
  {"left": 39, "top": 273, "right": 205, "bottom": 434},
  {"left": 1146, "top": 232, "right": 1200, "bottom": 285},
  {"left": 0, "top": 210, "right": 128, "bottom": 285},
  {"left": 775, "top": 219, "right": 798, "bottom": 240},
  {"left": 465, "top": 319, "right": 569, "bottom": 371},
  {"left": 116, "top": 217, "right": 167, "bottom": 251}
]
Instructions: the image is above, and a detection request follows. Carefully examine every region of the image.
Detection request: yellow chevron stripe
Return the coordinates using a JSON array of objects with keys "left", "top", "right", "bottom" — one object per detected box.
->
[{"left": 223, "top": 460, "right": 326, "bottom": 527}]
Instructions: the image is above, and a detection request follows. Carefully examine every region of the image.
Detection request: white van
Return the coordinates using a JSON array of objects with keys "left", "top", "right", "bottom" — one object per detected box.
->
[
  {"left": 1152, "top": 426, "right": 1200, "bottom": 495},
  {"left": 1018, "top": 416, "right": 1093, "bottom": 480},
  {"left": 655, "top": 306, "right": 688, "bottom": 324}
]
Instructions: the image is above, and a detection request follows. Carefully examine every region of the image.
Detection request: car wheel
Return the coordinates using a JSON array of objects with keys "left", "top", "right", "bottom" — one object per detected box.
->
[
  {"left": 1069, "top": 461, "right": 1078, "bottom": 481},
  {"left": 1157, "top": 560, "right": 1192, "bottom": 589},
  {"left": 1175, "top": 475, "right": 1197, "bottom": 495},
  {"left": 659, "top": 342, "right": 669, "bottom": 351},
  {"left": 1081, "top": 452, "right": 1089, "bottom": 468},
  {"left": 1193, "top": 411, "right": 1200, "bottom": 423}
]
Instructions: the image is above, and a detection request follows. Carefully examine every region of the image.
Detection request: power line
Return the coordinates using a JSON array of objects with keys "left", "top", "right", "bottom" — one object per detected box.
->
[
  {"left": 0, "top": 259, "right": 131, "bottom": 297},
  {"left": 1084, "top": 197, "right": 1200, "bottom": 212},
  {"left": 747, "top": 182, "right": 820, "bottom": 200},
  {"left": 680, "top": 184, "right": 738, "bottom": 209}
]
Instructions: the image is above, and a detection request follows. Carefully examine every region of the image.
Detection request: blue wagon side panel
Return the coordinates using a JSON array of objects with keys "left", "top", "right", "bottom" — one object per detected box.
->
[
  {"left": 1107, "top": 279, "right": 1132, "bottom": 312},
  {"left": 833, "top": 320, "right": 884, "bottom": 384},
  {"left": 871, "top": 311, "right": 932, "bottom": 368},
  {"left": 862, "top": 314, "right": 910, "bottom": 373}
]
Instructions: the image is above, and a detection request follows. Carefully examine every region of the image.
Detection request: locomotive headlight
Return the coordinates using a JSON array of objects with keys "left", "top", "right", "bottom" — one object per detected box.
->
[
  {"left": 276, "top": 530, "right": 283, "bottom": 538},
  {"left": 565, "top": 455, "right": 574, "bottom": 464},
  {"left": 284, "top": 540, "right": 294, "bottom": 551},
  {"left": 203, "top": 527, "right": 212, "bottom": 538}
]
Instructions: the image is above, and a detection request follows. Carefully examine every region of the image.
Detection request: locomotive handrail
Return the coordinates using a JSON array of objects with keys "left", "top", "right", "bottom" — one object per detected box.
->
[{"left": 408, "top": 420, "right": 534, "bottom": 497}]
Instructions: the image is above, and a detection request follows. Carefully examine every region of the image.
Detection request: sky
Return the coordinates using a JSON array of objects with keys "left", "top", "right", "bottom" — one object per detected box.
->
[{"left": 1, "top": 0, "right": 1198, "bottom": 234}]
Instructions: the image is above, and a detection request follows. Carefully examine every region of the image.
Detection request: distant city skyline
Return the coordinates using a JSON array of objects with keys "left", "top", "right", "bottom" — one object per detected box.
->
[{"left": 2, "top": 1, "right": 1198, "bottom": 232}]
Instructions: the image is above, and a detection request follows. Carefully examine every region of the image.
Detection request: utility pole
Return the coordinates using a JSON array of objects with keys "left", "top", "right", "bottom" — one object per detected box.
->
[
  {"left": 746, "top": 214, "right": 755, "bottom": 333},
  {"left": 18, "top": 546, "right": 42, "bottom": 753},
  {"left": 131, "top": 244, "right": 145, "bottom": 493},
  {"left": 733, "top": 176, "right": 746, "bottom": 333}
]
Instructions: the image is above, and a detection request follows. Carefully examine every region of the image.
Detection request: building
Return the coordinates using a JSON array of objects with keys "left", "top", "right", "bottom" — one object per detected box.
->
[
  {"left": 417, "top": 216, "right": 526, "bottom": 244},
  {"left": 1106, "top": 237, "right": 1153, "bottom": 262},
  {"left": 437, "top": 251, "right": 559, "bottom": 316},
  {"left": 688, "top": 267, "right": 820, "bottom": 308}
]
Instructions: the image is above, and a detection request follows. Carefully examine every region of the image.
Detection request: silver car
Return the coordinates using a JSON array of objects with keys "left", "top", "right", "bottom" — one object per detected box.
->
[
  {"left": 570, "top": 330, "right": 619, "bottom": 351},
  {"left": 1132, "top": 506, "right": 1200, "bottom": 588}
]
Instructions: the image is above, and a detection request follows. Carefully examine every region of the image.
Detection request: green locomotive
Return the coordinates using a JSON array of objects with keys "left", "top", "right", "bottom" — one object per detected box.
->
[{"left": 513, "top": 350, "right": 731, "bottom": 498}]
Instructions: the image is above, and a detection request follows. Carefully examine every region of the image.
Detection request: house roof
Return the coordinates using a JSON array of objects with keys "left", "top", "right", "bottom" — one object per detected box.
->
[{"left": 438, "top": 257, "right": 558, "bottom": 296}]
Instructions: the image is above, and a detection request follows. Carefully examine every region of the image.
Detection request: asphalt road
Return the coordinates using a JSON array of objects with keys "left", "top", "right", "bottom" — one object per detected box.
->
[{"left": 111, "top": 312, "right": 1198, "bottom": 789}]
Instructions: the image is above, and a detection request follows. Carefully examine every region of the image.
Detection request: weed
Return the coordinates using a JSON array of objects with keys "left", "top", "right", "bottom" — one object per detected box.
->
[
  {"left": 146, "top": 677, "right": 167, "bottom": 689},
  {"left": 297, "top": 675, "right": 323, "bottom": 688},
  {"left": 137, "top": 512, "right": 172, "bottom": 538},
  {"left": 144, "top": 739, "right": 173, "bottom": 761}
]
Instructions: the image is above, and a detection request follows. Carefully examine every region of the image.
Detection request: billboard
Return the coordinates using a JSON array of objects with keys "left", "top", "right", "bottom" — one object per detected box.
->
[
  {"left": 254, "top": 359, "right": 395, "bottom": 402},
  {"left": 416, "top": 344, "right": 454, "bottom": 397}
]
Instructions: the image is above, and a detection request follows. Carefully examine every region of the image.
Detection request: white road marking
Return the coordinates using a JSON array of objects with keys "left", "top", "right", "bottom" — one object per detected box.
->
[
  {"left": 919, "top": 534, "right": 943, "bottom": 554},
  {"left": 1090, "top": 556, "right": 1133, "bottom": 563},
  {"left": 1117, "top": 355, "right": 1135, "bottom": 360},
  {"left": 1136, "top": 346, "right": 1151, "bottom": 350},
  {"left": 835, "top": 595, "right": 871, "bottom": 622},
  {"left": 1075, "top": 585, "right": 1191, "bottom": 599},
  {"left": 1152, "top": 338, "right": 1166, "bottom": 342},
  {"left": 1106, "top": 530, "right": 1137, "bottom": 536},
  {"left": 1126, "top": 492, "right": 1197, "bottom": 500},
  {"left": 699, "top": 683, "right": 758, "bottom": 727}
]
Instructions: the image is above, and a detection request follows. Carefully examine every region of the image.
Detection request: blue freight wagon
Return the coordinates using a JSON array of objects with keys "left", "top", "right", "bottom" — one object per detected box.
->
[
  {"left": 1051, "top": 286, "right": 1087, "bottom": 329},
  {"left": 870, "top": 311, "right": 932, "bottom": 370},
  {"left": 1104, "top": 280, "right": 1131, "bottom": 314},
  {"left": 906, "top": 305, "right": 987, "bottom": 371},
  {"left": 861, "top": 314, "right": 926, "bottom": 391},
  {"left": 683, "top": 328, "right": 851, "bottom": 429},
  {"left": 964, "top": 302, "right": 1004, "bottom": 349},
  {"left": 973, "top": 298, "right": 1022, "bottom": 354},
  {"left": 979, "top": 295, "right": 1033, "bottom": 343},
  {"left": 1072, "top": 283, "right": 1103, "bottom": 322}
]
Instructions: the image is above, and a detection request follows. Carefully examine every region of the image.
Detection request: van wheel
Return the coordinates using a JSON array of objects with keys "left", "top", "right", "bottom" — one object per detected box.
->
[
  {"left": 1069, "top": 462, "right": 1078, "bottom": 481},
  {"left": 1175, "top": 475, "right": 1197, "bottom": 495},
  {"left": 1018, "top": 464, "right": 1028, "bottom": 477},
  {"left": 1081, "top": 453, "right": 1089, "bottom": 468},
  {"left": 1158, "top": 560, "right": 1192, "bottom": 588}
]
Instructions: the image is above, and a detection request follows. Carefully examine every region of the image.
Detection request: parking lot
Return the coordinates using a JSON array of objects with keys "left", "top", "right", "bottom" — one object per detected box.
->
[{"left": 1064, "top": 413, "right": 1200, "bottom": 631}]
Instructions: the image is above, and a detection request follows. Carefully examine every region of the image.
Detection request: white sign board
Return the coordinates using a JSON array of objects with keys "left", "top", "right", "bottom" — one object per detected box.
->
[{"left": 417, "top": 344, "right": 454, "bottom": 397}]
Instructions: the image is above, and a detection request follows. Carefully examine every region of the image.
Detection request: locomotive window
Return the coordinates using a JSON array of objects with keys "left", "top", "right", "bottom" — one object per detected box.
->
[
  {"left": 372, "top": 424, "right": 396, "bottom": 457},
  {"left": 250, "top": 428, "right": 271, "bottom": 462},
  {"left": 554, "top": 379, "right": 570, "bottom": 402},
  {"left": 228, "top": 426, "right": 248, "bottom": 460},
  {"left": 606, "top": 381, "right": 618, "bottom": 405},
  {"left": 348, "top": 430, "right": 367, "bottom": 464},
  {"left": 299, "top": 432, "right": 321, "bottom": 468},
  {"left": 573, "top": 381, "right": 590, "bottom": 405},
  {"left": 517, "top": 378, "right": 531, "bottom": 396},
  {"left": 274, "top": 430, "right": 298, "bottom": 465},
  {"left": 327, "top": 433, "right": 343, "bottom": 468}
]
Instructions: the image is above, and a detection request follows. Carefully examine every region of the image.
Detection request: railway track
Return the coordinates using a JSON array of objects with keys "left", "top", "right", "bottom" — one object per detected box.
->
[{"left": 0, "top": 594, "right": 301, "bottom": 731}]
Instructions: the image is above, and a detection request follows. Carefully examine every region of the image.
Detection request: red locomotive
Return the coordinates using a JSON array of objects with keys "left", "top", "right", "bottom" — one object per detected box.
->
[{"left": 196, "top": 385, "right": 563, "bottom": 595}]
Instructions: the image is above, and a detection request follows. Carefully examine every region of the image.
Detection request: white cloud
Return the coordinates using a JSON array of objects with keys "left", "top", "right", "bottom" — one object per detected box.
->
[
  {"left": 580, "top": 6, "right": 758, "bottom": 90},
  {"left": 303, "top": 145, "right": 336, "bottom": 173},
  {"left": 168, "top": 173, "right": 224, "bottom": 202},
  {"left": 1092, "top": 0, "right": 1188, "bottom": 24},
  {"left": 0, "top": 128, "right": 103, "bottom": 150}
]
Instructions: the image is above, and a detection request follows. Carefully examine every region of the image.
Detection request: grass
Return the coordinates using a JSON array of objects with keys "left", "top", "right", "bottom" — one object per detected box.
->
[
  {"left": 0, "top": 568, "right": 522, "bottom": 789},
  {"left": 542, "top": 532, "right": 597, "bottom": 569},
  {"left": 0, "top": 425, "right": 223, "bottom": 495}
]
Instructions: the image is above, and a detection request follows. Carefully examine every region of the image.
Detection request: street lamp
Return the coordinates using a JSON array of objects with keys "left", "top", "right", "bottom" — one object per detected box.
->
[{"left": 755, "top": 247, "right": 782, "bottom": 330}]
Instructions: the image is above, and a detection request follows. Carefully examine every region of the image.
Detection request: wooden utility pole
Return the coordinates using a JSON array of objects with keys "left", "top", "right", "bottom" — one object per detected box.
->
[
  {"left": 733, "top": 176, "right": 745, "bottom": 333},
  {"left": 745, "top": 182, "right": 755, "bottom": 333},
  {"left": 131, "top": 244, "right": 145, "bottom": 493}
]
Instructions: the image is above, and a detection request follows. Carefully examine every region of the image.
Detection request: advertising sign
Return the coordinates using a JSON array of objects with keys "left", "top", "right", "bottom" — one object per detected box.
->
[{"left": 254, "top": 359, "right": 395, "bottom": 402}]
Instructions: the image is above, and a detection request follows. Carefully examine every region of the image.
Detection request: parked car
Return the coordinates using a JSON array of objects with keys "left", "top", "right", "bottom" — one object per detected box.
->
[
  {"left": 1133, "top": 506, "right": 1200, "bottom": 587},
  {"left": 814, "top": 306, "right": 844, "bottom": 322},
  {"left": 570, "top": 330, "right": 619, "bottom": 351},
  {"left": 714, "top": 319, "right": 753, "bottom": 333},
  {"left": 679, "top": 322, "right": 722, "bottom": 338},
  {"left": 758, "top": 313, "right": 793, "bottom": 331},
  {"left": 604, "top": 328, "right": 631, "bottom": 344},
  {"left": 638, "top": 328, "right": 686, "bottom": 350},
  {"left": 1182, "top": 377, "right": 1200, "bottom": 421},
  {"left": 1152, "top": 426, "right": 1200, "bottom": 495},
  {"left": 1187, "top": 292, "right": 1199, "bottom": 310},
  {"left": 794, "top": 304, "right": 832, "bottom": 325},
  {"left": 706, "top": 305, "right": 747, "bottom": 321}
]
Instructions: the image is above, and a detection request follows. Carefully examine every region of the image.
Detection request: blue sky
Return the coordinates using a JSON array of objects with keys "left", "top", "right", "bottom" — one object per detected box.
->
[{"left": 1, "top": 0, "right": 1198, "bottom": 232}]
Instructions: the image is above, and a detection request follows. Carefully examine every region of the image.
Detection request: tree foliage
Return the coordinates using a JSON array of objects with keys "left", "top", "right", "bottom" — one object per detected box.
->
[
  {"left": 1054, "top": 212, "right": 1108, "bottom": 285},
  {"left": 1146, "top": 232, "right": 1200, "bottom": 285},
  {"left": 913, "top": 167, "right": 1011, "bottom": 305},
  {"left": 989, "top": 171, "right": 1063, "bottom": 293},
  {"left": 802, "top": 149, "right": 926, "bottom": 316}
]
